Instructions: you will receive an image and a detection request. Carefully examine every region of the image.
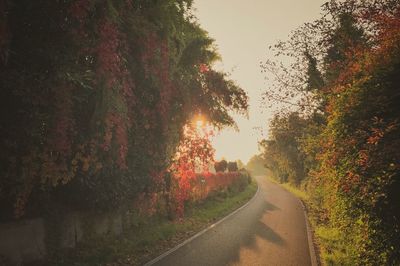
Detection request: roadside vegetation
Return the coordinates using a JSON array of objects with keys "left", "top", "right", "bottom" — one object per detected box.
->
[
  {"left": 0, "top": 0, "right": 249, "bottom": 222},
  {"left": 0, "top": 1, "right": 251, "bottom": 264},
  {"left": 46, "top": 175, "right": 256, "bottom": 266},
  {"left": 259, "top": 1, "right": 400, "bottom": 265}
]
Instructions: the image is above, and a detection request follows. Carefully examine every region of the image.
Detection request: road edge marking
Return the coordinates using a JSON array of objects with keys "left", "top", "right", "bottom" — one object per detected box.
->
[{"left": 144, "top": 183, "right": 260, "bottom": 266}]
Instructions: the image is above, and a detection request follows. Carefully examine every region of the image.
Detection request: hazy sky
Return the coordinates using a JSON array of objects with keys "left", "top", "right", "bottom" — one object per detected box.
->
[{"left": 194, "top": 0, "right": 326, "bottom": 163}]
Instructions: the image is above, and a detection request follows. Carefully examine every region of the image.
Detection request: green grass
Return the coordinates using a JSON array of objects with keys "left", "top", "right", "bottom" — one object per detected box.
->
[
  {"left": 315, "top": 225, "right": 359, "bottom": 266},
  {"left": 48, "top": 181, "right": 258, "bottom": 266},
  {"left": 189, "top": 181, "right": 257, "bottom": 222},
  {"left": 266, "top": 176, "right": 354, "bottom": 266},
  {"left": 266, "top": 176, "right": 309, "bottom": 201}
]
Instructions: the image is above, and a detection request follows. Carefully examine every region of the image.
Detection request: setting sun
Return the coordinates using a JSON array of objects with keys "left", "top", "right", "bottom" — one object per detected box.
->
[
  {"left": 195, "top": 118, "right": 204, "bottom": 128},
  {"left": 192, "top": 114, "right": 208, "bottom": 134}
]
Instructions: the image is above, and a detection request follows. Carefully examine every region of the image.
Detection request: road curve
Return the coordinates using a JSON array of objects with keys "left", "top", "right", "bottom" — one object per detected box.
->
[{"left": 148, "top": 176, "right": 312, "bottom": 266}]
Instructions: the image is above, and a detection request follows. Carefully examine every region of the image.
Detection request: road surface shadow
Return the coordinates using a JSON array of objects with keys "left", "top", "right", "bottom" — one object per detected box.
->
[
  {"left": 254, "top": 221, "right": 285, "bottom": 246},
  {"left": 222, "top": 197, "right": 286, "bottom": 265},
  {"left": 152, "top": 184, "right": 290, "bottom": 266},
  {"left": 264, "top": 201, "right": 280, "bottom": 211}
]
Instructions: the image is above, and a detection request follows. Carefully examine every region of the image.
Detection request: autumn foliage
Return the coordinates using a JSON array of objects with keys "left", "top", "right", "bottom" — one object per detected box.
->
[
  {"left": 0, "top": 1, "right": 248, "bottom": 220},
  {"left": 261, "top": 1, "right": 400, "bottom": 264}
]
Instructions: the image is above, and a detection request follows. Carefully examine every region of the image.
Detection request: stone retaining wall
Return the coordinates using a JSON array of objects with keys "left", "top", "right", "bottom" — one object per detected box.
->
[{"left": 0, "top": 211, "right": 124, "bottom": 265}]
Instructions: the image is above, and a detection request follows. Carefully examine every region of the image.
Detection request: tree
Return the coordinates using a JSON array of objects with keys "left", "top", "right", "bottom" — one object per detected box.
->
[
  {"left": 214, "top": 160, "right": 227, "bottom": 172},
  {"left": 322, "top": 12, "right": 367, "bottom": 83},
  {"left": 236, "top": 160, "right": 245, "bottom": 170},
  {"left": 259, "top": 112, "right": 309, "bottom": 185},
  {"left": 0, "top": 0, "right": 248, "bottom": 220},
  {"left": 246, "top": 155, "right": 268, "bottom": 176},
  {"left": 261, "top": 1, "right": 400, "bottom": 264},
  {"left": 227, "top": 161, "right": 238, "bottom": 172}
]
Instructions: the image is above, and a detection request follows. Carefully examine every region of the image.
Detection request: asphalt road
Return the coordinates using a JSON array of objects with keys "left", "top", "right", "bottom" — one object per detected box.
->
[{"left": 148, "top": 176, "right": 312, "bottom": 266}]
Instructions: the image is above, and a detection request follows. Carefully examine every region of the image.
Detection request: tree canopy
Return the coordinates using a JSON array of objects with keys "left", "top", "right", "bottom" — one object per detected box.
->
[{"left": 0, "top": 0, "right": 248, "bottom": 220}]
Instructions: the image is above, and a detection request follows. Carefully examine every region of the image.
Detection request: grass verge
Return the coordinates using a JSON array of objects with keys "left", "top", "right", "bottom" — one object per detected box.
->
[
  {"left": 268, "top": 176, "right": 357, "bottom": 265},
  {"left": 267, "top": 176, "right": 356, "bottom": 265},
  {"left": 46, "top": 181, "right": 258, "bottom": 266}
]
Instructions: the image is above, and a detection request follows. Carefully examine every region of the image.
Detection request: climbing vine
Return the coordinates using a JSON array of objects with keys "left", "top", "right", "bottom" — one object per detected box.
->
[{"left": 0, "top": 0, "right": 248, "bottom": 220}]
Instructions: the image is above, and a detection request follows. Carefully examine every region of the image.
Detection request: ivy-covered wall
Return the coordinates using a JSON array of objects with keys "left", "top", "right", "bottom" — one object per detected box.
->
[{"left": 0, "top": 0, "right": 248, "bottom": 221}]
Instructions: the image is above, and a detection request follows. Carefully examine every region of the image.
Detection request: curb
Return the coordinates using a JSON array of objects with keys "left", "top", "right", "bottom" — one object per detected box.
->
[
  {"left": 144, "top": 183, "right": 260, "bottom": 266},
  {"left": 298, "top": 198, "right": 319, "bottom": 266}
]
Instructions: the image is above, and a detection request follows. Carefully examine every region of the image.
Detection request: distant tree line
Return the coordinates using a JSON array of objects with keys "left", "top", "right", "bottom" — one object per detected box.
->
[
  {"left": 245, "top": 155, "right": 269, "bottom": 176},
  {"left": 214, "top": 160, "right": 239, "bottom": 173}
]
